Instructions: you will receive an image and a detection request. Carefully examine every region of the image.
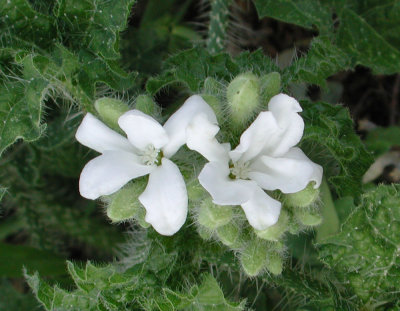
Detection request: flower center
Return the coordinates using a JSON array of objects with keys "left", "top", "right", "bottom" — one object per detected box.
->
[
  {"left": 229, "top": 160, "right": 250, "bottom": 180},
  {"left": 140, "top": 145, "right": 163, "bottom": 166}
]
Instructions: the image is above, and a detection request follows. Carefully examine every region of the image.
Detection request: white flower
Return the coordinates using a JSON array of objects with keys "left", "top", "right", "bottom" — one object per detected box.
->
[
  {"left": 75, "top": 95, "right": 217, "bottom": 236},
  {"left": 187, "top": 93, "right": 323, "bottom": 231}
]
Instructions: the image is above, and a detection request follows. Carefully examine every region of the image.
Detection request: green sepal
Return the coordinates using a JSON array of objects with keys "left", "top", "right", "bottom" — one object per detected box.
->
[
  {"left": 239, "top": 239, "right": 267, "bottom": 276},
  {"left": 295, "top": 208, "right": 322, "bottom": 227},
  {"left": 216, "top": 222, "right": 241, "bottom": 249},
  {"left": 265, "top": 252, "right": 283, "bottom": 275},
  {"left": 105, "top": 180, "right": 150, "bottom": 228},
  {"left": 260, "top": 71, "right": 281, "bottom": 104},
  {"left": 255, "top": 209, "right": 289, "bottom": 241},
  {"left": 226, "top": 73, "right": 260, "bottom": 127},
  {"left": 283, "top": 182, "right": 320, "bottom": 208},
  {"left": 94, "top": 97, "right": 130, "bottom": 131},
  {"left": 135, "top": 94, "right": 158, "bottom": 116},
  {"left": 198, "top": 198, "right": 233, "bottom": 230}
]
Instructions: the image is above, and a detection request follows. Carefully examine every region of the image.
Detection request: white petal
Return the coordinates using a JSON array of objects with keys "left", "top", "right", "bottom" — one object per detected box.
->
[
  {"left": 186, "top": 113, "right": 229, "bottom": 162},
  {"left": 249, "top": 147, "right": 323, "bottom": 193},
  {"left": 139, "top": 158, "right": 188, "bottom": 236},
  {"left": 118, "top": 110, "right": 169, "bottom": 150},
  {"left": 163, "top": 95, "right": 218, "bottom": 157},
  {"left": 198, "top": 161, "right": 257, "bottom": 205},
  {"left": 229, "top": 111, "right": 279, "bottom": 163},
  {"left": 241, "top": 186, "right": 281, "bottom": 230},
  {"left": 79, "top": 150, "right": 154, "bottom": 200},
  {"left": 265, "top": 94, "right": 304, "bottom": 156},
  {"left": 75, "top": 113, "right": 134, "bottom": 153}
]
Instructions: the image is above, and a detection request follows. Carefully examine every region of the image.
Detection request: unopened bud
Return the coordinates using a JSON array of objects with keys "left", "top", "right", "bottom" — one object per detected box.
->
[
  {"left": 260, "top": 72, "right": 281, "bottom": 104},
  {"left": 216, "top": 222, "right": 241, "bottom": 248},
  {"left": 106, "top": 180, "right": 150, "bottom": 228},
  {"left": 255, "top": 209, "right": 288, "bottom": 241},
  {"left": 240, "top": 239, "right": 267, "bottom": 276},
  {"left": 284, "top": 182, "right": 320, "bottom": 208},
  {"left": 295, "top": 208, "right": 322, "bottom": 227},
  {"left": 265, "top": 252, "right": 283, "bottom": 275},
  {"left": 227, "top": 73, "right": 260, "bottom": 126},
  {"left": 135, "top": 95, "right": 158, "bottom": 116},
  {"left": 198, "top": 198, "right": 233, "bottom": 229},
  {"left": 95, "top": 97, "right": 129, "bottom": 130}
]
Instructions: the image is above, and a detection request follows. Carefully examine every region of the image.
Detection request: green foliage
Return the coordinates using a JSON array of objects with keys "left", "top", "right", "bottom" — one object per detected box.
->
[
  {"left": 26, "top": 228, "right": 246, "bottom": 311},
  {"left": 0, "top": 243, "right": 67, "bottom": 278},
  {"left": 364, "top": 126, "right": 400, "bottom": 157},
  {"left": 319, "top": 184, "right": 400, "bottom": 307},
  {"left": 255, "top": 0, "right": 400, "bottom": 85},
  {"left": 206, "top": 0, "right": 232, "bottom": 54},
  {"left": 0, "top": 0, "right": 136, "bottom": 155},
  {"left": 300, "top": 100, "right": 373, "bottom": 197},
  {"left": 0, "top": 278, "right": 44, "bottom": 311}
]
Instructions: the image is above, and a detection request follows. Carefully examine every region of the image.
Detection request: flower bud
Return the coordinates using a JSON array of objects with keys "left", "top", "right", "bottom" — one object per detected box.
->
[
  {"left": 226, "top": 73, "right": 260, "bottom": 126},
  {"left": 216, "top": 222, "right": 241, "bottom": 248},
  {"left": 135, "top": 94, "right": 158, "bottom": 116},
  {"left": 283, "top": 182, "right": 320, "bottom": 208},
  {"left": 197, "top": 225, "right": 213, "bottom": 240},
  {"left": 295, "top": 208, "right": 322, "bottom": 227},
  {"left": 240, "top": 239, "right": 267, "bottom": 276},
  {"left": 106, "top": 180, "right": 150, "bottom": 228},
  {"left": 255, "top": 209, "right": 288, "bottom": 241},
  {"left": 94, "top": 97, "right": 129, "bottom": 131},
  {"left": 260, "top": 72, "right": 281, "bottom": 103},
  {"left": 198, "top": 198, "right": 233, "bottom": 229},
  {"left": 265, "top": 252, "right": 283, "bottom": 275}
]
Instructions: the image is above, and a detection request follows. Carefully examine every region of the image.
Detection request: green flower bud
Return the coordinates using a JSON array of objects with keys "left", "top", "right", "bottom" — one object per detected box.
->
[
  {"left": 106, "top": 180, "right": 150, "bottom": 228},
  {"left": 135, "top": 94, "right": 158, "bottom": 116},
  {"left": 198, "top": 198, "right": 233, "bottom": 229},
  {"left": 226, "top": 73, "right": 260, "bottom": 126},
  {"left": 240, "top": 239, "right": 267, "bottom": 276},
  {"left": 260, "top": 72, "right": 281, "bottom": 103},
  {"left": 255, "top": 209, "right": 288, "bottom": 241},
  {"left": 265, "top": 252, "right": 283, "bottom": 275},
  {"left": 283, "top": 182, "right": 320, "bottom": 208},
  {"left": 295, "top": 208, "right": 322, "bottom": 227},
  {"left": 216, "top": 223, "right": 241, "bottom": 248},
  {"left": 200, "top": 94, "right": 223, "bottom": 122},
  {"left": 94, "top": 97, "right": 129, "bottom": 130},
  {"left": 197, "top": 225, "right": 213, "bottom": 240}
]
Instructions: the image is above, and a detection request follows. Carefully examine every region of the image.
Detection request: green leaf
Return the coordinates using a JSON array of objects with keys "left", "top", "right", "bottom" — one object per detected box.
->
[
  {"left": 0, "top": 243, "right": 67, "bottom": 277},
  {"left": 364, "top": 126, "right": 400, "bottom": 157},
  {"left": 0, "top": 278, "right": 44, "bottom": 311},
  {"left": 300, "top": 101, "right": 373, "bottom": 197},
  {"left": 253, "top": 0, "right": 332, "bottom": 31},
  {"left": 164, "top": 274, "right": 246, "bottom": 311},
  {"left": 284, "top": 38, "right": 352, "bottom": 87},
  {"left": 337, "top": 7, "right": 400, "bottom": 74},
  {"left": 319, "top": 184, "right": 400, "bottom": 305}
]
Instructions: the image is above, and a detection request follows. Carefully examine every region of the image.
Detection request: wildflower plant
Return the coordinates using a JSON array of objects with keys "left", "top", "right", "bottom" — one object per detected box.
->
[{"left": 1, "top": 0, "right": 400, "bottom": 310}]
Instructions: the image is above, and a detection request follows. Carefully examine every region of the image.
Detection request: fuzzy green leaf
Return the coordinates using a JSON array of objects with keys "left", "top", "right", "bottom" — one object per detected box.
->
[
  {"left": 146, "top": 47, "right": 278, "bottom": 95},
  {"left": 319, "top": 184, "right": 400, "bottom": 305},
  {"left": 253, "top": 0, "right": 332, "bottom": 31},
  {"left": 364, "top": 126, "right": 400, "bottom": 157},
  {"left": 300, "top": 101, "right": 373, "bottom": 197}
]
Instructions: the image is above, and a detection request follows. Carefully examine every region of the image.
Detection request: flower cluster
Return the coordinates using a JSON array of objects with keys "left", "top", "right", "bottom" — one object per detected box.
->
[{"left": 76, "top": 94, "right": 323, "bottom": 236}]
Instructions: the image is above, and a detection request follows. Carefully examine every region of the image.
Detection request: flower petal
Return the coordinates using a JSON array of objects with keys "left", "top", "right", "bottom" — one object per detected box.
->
[
  {"left": 229, "top": 111, "right": 279, "bottom": 163},
  {"left": 241, "top": 186, "right": 281, "bottom": 230},
  {"left": 198, "top": 161, "right": 257, "bottom": 205},
  {"left": 79, "top": 150, "right": 154, "bottom": 200},
  {"left": 163, "top": 95, "right": 218, "bottom": 157},
  {"left": 186, "top": 113, "right": 229, "bottom": 162},
  {"left": 264, "top": 94, "right": 304, "bottom": 156},
  {"left": 249, "top": 147, "right": 323, "bottom": 193},
  {"left": 139, "top": 158, "right": 188, "bottom": 236},
  {"left": 118, "top": 110, "right": 169, "bottom": 150},
  {"left": 242, "top": 186, "right": 281, "bottom": 230},
  {"left": 75, "top": 113, "right": 134, "bottom": 153}
]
